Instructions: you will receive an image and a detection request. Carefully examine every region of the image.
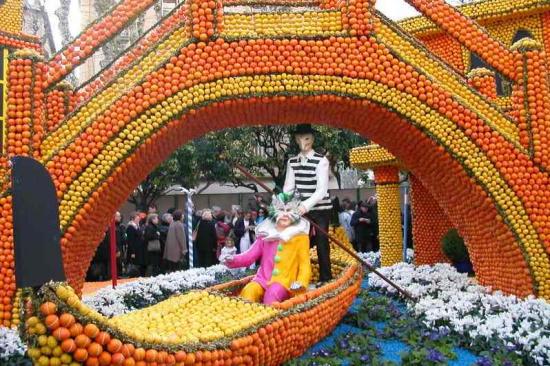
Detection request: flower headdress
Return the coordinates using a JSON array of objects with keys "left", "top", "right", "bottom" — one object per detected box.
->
[{"left": 268, "top": 191, "right": 302, "bottom": 224}]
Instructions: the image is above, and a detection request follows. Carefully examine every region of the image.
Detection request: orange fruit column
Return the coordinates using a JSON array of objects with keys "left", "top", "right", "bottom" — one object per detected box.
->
[{"left": 409, "top": 174, "right": 452, "bottom": 265}]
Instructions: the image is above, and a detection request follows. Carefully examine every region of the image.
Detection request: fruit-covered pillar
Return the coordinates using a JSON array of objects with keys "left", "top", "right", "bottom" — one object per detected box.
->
[
  {"left": 187, "top": 0, "right": 223, "bottom": 41},
  {"left": 409, "top": 174, "right": 452, "bottom": 265},
  {"left": 373, "top": 166, "right": 403, "bottom": 267},
  {"left": 6, "top": 49, "right": 45, "bottom": 159},
  {"left": 45, "top": 82, "right": 74, "bottom": 133},
  {"left": 467, "top": 68, "right": 497, "bottom": 100},
  {"left": 511, "top": 38, "right": 550, "bottom": 170}
]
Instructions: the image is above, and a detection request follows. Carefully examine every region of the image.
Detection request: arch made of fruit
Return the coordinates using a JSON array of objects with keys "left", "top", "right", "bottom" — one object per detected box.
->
[
  {"left": 41, "top": 65, "right": 546, "bottom": 302},
  {"left": 0, "top": 0, "right": 549, "bottom": 329}
]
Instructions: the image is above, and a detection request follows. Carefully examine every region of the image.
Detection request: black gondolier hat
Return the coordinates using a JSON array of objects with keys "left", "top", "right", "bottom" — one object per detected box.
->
[{"left": 292, "top": 124, "right": 317, "bottom": 135}]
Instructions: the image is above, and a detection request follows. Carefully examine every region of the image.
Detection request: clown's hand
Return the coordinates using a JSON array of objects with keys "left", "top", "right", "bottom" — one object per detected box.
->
[
  {"left": 221, "top": 255, "right": 234, "bottom": 265},
  {"left": 289, "top": 282, "right": 303, "bottom": 291},
  {"left": 297, "top": 205, "right": 308, "bottom": 216}
]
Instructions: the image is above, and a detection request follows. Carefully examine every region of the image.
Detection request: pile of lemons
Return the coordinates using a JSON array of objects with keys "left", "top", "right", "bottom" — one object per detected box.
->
[{"left": 109, "top": 291, "right": 280, "bottom": 344}]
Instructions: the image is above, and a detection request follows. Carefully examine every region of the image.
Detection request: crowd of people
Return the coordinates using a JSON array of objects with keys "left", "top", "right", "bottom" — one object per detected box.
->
[{"left": 86, "top": 194, "right": 404, "bottom": 281}]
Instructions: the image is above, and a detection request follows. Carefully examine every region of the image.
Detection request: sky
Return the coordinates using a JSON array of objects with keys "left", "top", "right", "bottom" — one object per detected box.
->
[
  {"left": 43, "top": 0, "right": 81, "bottom": 49},
  {"left": 375, "top": 0, "right": 420, "bottom": 20}
]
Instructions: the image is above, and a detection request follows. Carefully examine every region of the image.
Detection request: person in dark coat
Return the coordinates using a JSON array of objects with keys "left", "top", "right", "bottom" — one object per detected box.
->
[
  {"left": 350, "top": 201, "right": 375, "bottom": 253},
  {"left": 366, "top": 196, "right": 380, "bottom": 252},
  {"left": 233, "top": 211, "right": 256, "bottom": 254},
  {"left": 195, "top": 209, "right": 218, "bottom": 268},
  {"left": 144, "top": 214, "right": 162, "bottom": 276},
  {"left": 114, "top": 212, "right": 126, "bottom": 276},
  {"left": 87, "top": 228, "right": 110, "bottom": 281},
  {"left": 126, "top": 212, "right": 146, "bottom": 276}
]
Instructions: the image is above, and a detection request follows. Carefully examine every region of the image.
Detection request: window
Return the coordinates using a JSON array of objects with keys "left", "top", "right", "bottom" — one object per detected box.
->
[
  {"left": 512, "top": 29, "right": 534, "bottom": 43},
  {"left": 468, "top": 29, "right": 535, "bottom": 97}
]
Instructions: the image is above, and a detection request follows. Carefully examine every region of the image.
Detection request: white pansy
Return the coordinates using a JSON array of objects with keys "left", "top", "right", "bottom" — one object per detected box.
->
[
  {"left": 0, "top": 327, "right": 26, "bottom": 359},
  {"left": 369, "top": 263, "right": 550, "bottom": 366}
]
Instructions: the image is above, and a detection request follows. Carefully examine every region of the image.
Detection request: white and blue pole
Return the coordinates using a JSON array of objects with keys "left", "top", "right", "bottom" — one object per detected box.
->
[{"left": 181, "top": 188, "right": 196, "bottom": 268}]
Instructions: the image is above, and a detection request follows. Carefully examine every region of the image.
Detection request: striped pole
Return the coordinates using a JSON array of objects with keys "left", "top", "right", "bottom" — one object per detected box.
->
[{"left": 182, "top": 188, "right": 196, "bottom": 268}]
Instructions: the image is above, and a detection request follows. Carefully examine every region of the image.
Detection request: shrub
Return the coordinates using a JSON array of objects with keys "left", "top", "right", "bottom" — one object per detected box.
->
[{"left": 441, "top": 229, "right": 469, "bottom": 263}]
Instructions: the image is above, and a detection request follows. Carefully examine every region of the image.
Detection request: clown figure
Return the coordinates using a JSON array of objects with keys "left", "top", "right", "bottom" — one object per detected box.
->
[{"left": 223, "top": 193, "right": 312, "bottom": 305}]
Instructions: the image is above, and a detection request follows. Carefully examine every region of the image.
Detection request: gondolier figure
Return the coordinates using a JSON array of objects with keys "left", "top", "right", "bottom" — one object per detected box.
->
[{"left": 283, "top": 124, "right": 333, "bottom": 284}]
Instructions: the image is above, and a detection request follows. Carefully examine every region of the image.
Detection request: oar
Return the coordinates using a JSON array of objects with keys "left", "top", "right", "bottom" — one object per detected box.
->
[{"left": 232, "top": 162, "right": 416, "bottom": 302}]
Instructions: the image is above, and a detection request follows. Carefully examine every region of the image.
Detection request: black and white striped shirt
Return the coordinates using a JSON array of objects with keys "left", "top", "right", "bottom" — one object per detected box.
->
[{"left": 283, "top": 150, "right": 332, "bottom": 212}]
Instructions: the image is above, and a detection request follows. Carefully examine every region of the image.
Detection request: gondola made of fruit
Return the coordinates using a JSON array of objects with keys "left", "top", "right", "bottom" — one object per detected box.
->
[{"left": 12, "top": 156, "right": 364, "bottom": 366}]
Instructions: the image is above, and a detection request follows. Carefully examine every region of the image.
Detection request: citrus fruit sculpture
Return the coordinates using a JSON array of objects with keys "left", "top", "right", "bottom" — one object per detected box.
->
[
  {"left": 0, "top": 0, "right": 548, "bottom": 348},
  {"left": 21, "top": 241, "right": 361, "bottom": 366}
]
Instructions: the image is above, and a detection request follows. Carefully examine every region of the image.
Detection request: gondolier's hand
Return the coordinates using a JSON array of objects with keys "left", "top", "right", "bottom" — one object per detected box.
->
[
  {"left": 290, "top": 282, "right": 303, "bottom": 291},
  {"left": 298, "top": 205, "right": 308, "bottom": 216}
]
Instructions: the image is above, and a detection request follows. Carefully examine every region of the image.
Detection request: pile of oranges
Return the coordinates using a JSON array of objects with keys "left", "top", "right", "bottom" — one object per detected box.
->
[
  {"left": 543, "top": 13, "right": 550, "bottom": 66},
  {"left": 418, "top": 34, "right": 465, "bottom": 72},
  {"left": 5, "top": 50, "right": 45, "bottom": 159},
  {"left": 187, "top": 0, "right": 223, "bottom": 41},
  {"left": 511, "top": 38, "right": 550, "bottom": 169},
  {"left": 23, "top": 261, "right": 361, "bottom": 366},
  {"left": 0, "top": 33, "right": 41, "bottom": 51},
  {"left": 45, "top": 82, "right": 75, "bottom": 133}
]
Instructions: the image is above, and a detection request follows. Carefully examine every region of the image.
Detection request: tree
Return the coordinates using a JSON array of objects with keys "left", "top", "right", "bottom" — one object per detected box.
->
[
  {"left": 128, "top": 126, "right": 367, "bottom": 209},
  {"left": 127, "top": 140, "right": 236, "bottom": 209},
  {"left": 195, "top": 125, "right": 367, "bottom": 191}
]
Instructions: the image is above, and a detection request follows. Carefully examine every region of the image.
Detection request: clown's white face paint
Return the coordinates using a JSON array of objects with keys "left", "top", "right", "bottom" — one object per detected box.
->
[
  {"left": 276, "top": 212, "right": 293, "bottom": 230},
  {"left": 295, "top": 133, "right": 314, "bottom": 153}
]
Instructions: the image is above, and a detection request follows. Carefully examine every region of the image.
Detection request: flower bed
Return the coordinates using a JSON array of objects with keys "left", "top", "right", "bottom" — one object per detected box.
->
[
  {"left": 0, "top": 328, "right": 27, "bottom": 365},
  {"left": 2, "top": 251, "right": 548, "bottom": 366},
  {"left": 369, "top": 263, "right": 550, "bottom": 366}
]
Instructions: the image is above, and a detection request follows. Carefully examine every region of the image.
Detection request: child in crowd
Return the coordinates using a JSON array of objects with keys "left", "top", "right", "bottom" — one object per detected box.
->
[{"left": 219, "top": 232, "right": 240, "bottom": 274}]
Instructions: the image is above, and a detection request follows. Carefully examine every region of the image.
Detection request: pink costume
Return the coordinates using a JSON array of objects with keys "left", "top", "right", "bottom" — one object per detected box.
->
[
  {"left": 227, "top": 237, "right": 287, "bottom": 304},
  {"left": 226, "top": 229, "right": 311, "bottom": 305}
]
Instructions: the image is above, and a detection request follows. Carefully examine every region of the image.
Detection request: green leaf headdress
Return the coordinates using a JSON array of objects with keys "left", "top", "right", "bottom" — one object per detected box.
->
[{"left": 268, "top": 191, "right": 302, "bottom": 224}]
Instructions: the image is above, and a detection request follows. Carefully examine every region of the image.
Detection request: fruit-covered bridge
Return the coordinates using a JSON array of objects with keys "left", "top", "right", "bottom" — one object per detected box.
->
[{"left": 0, "top": 0, "right": 549, "bottom": 328}]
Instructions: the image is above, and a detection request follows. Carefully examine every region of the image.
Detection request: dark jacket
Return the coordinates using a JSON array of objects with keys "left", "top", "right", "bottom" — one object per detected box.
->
[
  {"left": 351, "top": 209, "right": 376, "bottom": 251},
  {"left": 93, "top": 229, "right": 110, "bottom": 264},
  {"left": 234, "top": 218, "right": 256, "bottom": 252},
  {"left": 195, "top": 219, "right": 218, "bottom": 267},
  {"left": 159, "top": 222, "right": 170, "bottom": 256},
  {"left": 144, "top": 223, "right": 162, "bottom": 266},
  {"left": 126, "top": 223, "right": 146, "bottom": 266}
]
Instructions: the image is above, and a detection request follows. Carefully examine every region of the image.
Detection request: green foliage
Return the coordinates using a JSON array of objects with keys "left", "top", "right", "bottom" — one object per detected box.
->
[
  {"left": 129, "top": 126, "right": 367, "bottom": 209},
  {"left": 441, "top": 229, "right": 469, "bottom": 263}
]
